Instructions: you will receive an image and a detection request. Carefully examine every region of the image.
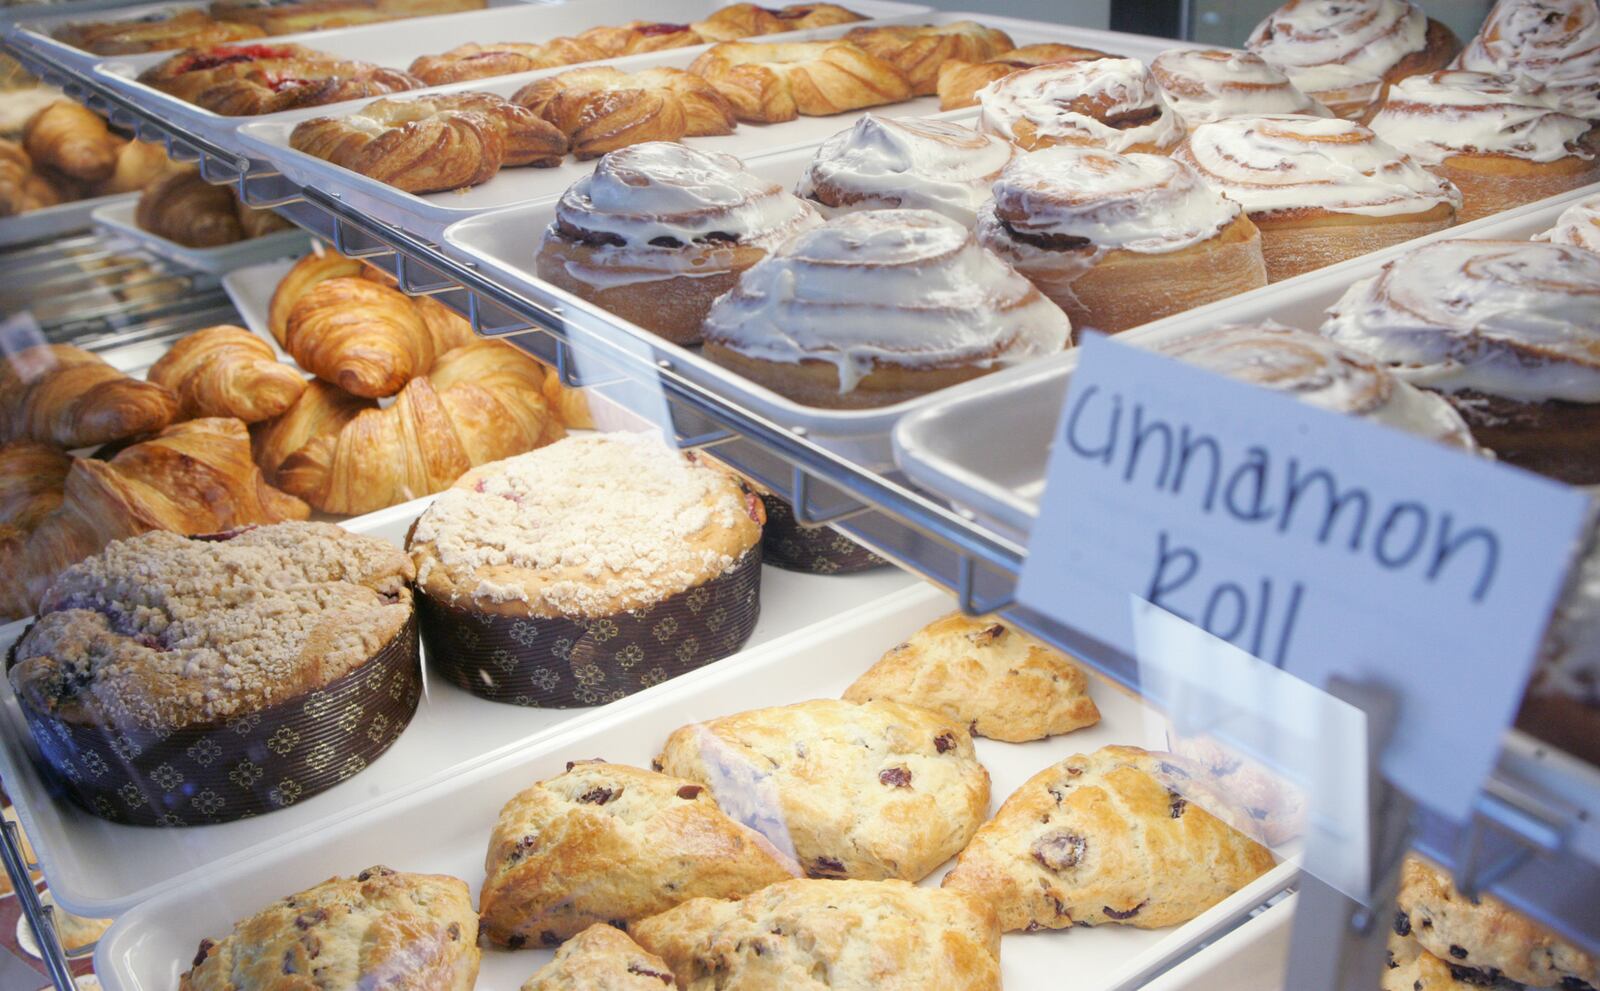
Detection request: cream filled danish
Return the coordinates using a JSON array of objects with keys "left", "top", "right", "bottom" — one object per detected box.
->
[
  {"left": 1320, "top": 238, "right": 1600, "bottom": 482},
  {"left": 1150, "top": 48, "right": 1328, "bottom": 126},
  {"left": 795, "top": 115, "right": 1015, "bottom": 227},
  {"left": 1453, "top": 0, "right": 1600, "bottom": 120},
  {"left": 975, "top": 57, "right": 1186, "bottom": 154},
  {"left": 536, "top": 142, "right": 820, "bottom": 345},
  {"left": 701, "top": 208, "right": 1070, "bottom": 408},
  {"left": 1538, "top": 192, "right": 1600, "bottom": 251},
  {"left": 976, "top": 146, "right": 1266, "bottom": 335}
]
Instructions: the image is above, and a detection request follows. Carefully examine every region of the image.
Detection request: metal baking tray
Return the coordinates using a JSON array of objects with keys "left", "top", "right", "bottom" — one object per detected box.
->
[{"left": 92, "top": 195, "right": 310, "bottom": 273}]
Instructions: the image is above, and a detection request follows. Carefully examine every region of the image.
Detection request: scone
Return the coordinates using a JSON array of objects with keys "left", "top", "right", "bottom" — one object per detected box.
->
[
  {"left": 181, "top": 866, "right": 479, "bottom": 991},
  {"left": 521, "top": 924, "right": 676, "bottom": 990},
  {"left": 1383, "top": 928, "right": 1488, "bottom": 991},
  {"left": 941, "top": 745, "right": 1276, "bottom": 931},
  {"left": 656, "top": 698, "right": 990, "bottom": 882},
  {"left": 478, "top": 761, "right": 800, "bottom": 947},
  {"left": 1167, "top": 733, "right": 1306, "bottom": 846},
  {"left": 631, "top": 879, "right": 1002, "bottom": 991},
  {"left": 843, "top": 612, "right": 1100, "bottom": 742}
]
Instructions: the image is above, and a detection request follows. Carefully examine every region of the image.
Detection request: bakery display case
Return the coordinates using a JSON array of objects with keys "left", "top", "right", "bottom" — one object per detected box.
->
[{"left": 1, "top": 0, "right": 1598, "bottom": 987}]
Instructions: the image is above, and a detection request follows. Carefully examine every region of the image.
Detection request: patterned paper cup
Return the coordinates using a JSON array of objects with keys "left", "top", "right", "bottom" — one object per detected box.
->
[{"left": 759, "top": 494, "right": 889, "bottom": 574}]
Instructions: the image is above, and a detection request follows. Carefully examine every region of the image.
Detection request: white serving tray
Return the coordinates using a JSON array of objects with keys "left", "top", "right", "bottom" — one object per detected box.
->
[
  {"left": 218, "top": 253, "right": 296, "bottom": 361},
  {"left": 0, "top": 190, "right": 134, "bottom": 248},
  {"left": 91, "top": 196, "right": 310, "bottom": 273},
  {"left": 892, "top": 183, "right": 1600, "bottom": 540},
  {"left": 0, "top": 499, "right": 916, "bottom": 917},
  {"left": 94, "top": 580, "right": 1298, "bottom": 991}
]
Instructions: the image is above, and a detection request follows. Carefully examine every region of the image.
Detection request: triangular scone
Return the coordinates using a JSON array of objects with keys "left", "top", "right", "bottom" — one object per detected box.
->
[
  {"left": 1382, "top": 928, "right": 1481, "bottom": 991},
  {"left": 479, "top": 761, "right": 800, "bottom": 948},
  {"left": 843, "top": 612, "right": 1100, "bottom": 742},
  {"left": 941, "top": 745, "right": 1275, "bottom": 931},
  {"left": 632, "top": 879, "right": 1002, "bottom": 991},
  {"left": 522, "top": 924, "right": 676, "bottom": 991}
]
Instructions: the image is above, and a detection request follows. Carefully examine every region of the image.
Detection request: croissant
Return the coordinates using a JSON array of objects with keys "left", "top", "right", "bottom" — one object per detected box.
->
[
  {"left": 251, "top": 378, "right": 375, "bottom": 481},
  {"left": 687, "top": 41, "right": 913, "bottom": 123},
  {"left": 842, "top": 22, "right": 1016, "bottom": 95},
  {"left": 136, "top": 168, "right": 245, "bottom": 247},
  {"left": 93, "top": 139, "right": 172, "bottom": 195},
  {"left": 514, "top": 66, "right": 736, "bottom": 159},
  {"left": 543, "top": 373, "right": 593, "bottom": 430},
  {"left": 0, "top": 140, "right": 31, "bottom": 217},
  {"left": 360, "top": 268, "right": 477, "bottom": 352},
  {"left": 268, "top": 249, "right": 366, "bottom": 345},
  {"left": 277, "top": 339, "right": 563, "bottom": 514},
  {"left": 148, "top": 325, "right": 307, "bottom": 423},
  {"left": 0, "top": 343, "right": 178, "bottom": 449},
  {"left": 0, "top": 419, "right": 309, "bottom": 620},
  {"left": 22, "top": 101, "right": 118, "bottom": 184},
  {"left": 285, "top": 277, "right": 439, "bottom": 397}
]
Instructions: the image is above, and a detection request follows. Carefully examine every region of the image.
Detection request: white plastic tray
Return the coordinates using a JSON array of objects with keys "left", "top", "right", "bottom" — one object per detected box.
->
[
  {"left": 0, "top": 190, "right": 134, "bottom": 248},
  {"left": 218, "top": 254, "right": 296, "bottom": 362},
  {"left": 891, "top": 184, "right": 1600, "bottom": 541},
  {"left": 0, "top": 500, "right": 916, "bottom": 916},
  {"left": 91, "top": 196, "right": 310, "bottom": 273},
  {"left": 94, "top": 581, "right": 1298, "bottom": 991}
]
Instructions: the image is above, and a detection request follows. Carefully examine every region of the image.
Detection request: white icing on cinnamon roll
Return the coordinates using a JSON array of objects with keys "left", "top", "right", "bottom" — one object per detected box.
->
[
  {"left": 1245, "top": 0, "right": 1429, "bottom": 109},
  {"left": 1537, "top": 192, "right": 1600, "bottom": 251},
  {"left": 1454, "top": 0, "right": 1600, "bottom": 119},
  {"left": 1150, "top": 48, "right": 1328, "bottom": 126},
  {"left": 1369, "top": 70, "right": 1596, "bottom": 164},
  {"left": 1320, "top": 239, "right": 1600, "bottom": 402},
  {"left": 795, "top": 115, "right": 1016, "bottom": 228},
  {"left": 702, "top": 209, "right": 1070, "bottom": 392},
  {"left": 975, "top": 58, "right": 1186, "bottom": 153}
]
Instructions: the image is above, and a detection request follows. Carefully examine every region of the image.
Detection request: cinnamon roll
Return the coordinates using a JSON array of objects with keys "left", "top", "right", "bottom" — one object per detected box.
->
[
  {"left": 977, "top": 147, "right": 1266, "bottom": 336},
  {"left": 1173, "top": 114, "right": 1461, "bottom": 281},
  {"left": 1320, "top": 238, "right": 1600, "bottom": 483},
  {"left": 1245, "top": 0, "right": 1460, "bottom": 120},
  {"left": 1453, "top": 0, "right": 1600, "bottom": 120},
  {"left": 840, "top": 21, "right": 1015, "bottom": 96},
  {"left": 702, "top": 209, "right": 1071, "bottom": 408},
  {"left": 1150, "top": 48, "right": 1329, "bottom": 126},
  {"left": 796, "top": 115, "right": 1015, "bottom": 227},
  {"left": 976, "top": 58, "right": 1186, "bottom": 154},
  {"left": 535, "top": 142, "right": 821, "bottom": 345},
  {"left": 1537, "top": 192, "right": 1600, "bottom": 251},
  {"left": 1369, "top": 70, "right": 1599, "bottom": 221},
  {"left": 408, "top": 38, "right": 607, "bottom": 87},
  {"left": 937, "top": 44, "right": 1115, "bottom": 111},
  {"left": 514, "top": 67, "right": 736, "bottom": 159}
]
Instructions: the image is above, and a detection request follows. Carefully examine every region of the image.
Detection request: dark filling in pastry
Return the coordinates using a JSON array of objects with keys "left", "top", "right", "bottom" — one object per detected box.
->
[
  {"left": 176, "top": 44, "right": 296, "bottom": 71},
  {"left": 1000, "top": 218, "right": 1092, "bottom": 251},
  {"left": 638, "top": 21, "right": 691, "bottom": 34},
  {"left": 554, "top": 217, "right": 742, "bottom": 249},
  {"left": 1103, "top": 105, "right": 1161, "bottom": 129}
]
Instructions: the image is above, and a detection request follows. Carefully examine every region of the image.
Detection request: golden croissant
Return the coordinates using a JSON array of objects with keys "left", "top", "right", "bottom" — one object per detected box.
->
[
  {"left": 1, "top": 343, "right": 178, "bottom": 449},
  {"left": 93, "top": 139, "right": 173, "bottom": 196},
  {"left": 148, "top": 325, "right": 307, "bottom": 422},
  {"left": 251, "top": 378, "right": 375, "bottom": 482},
  {"left": 136, "top": 167, "right": 246, "bottom": 248},
  {"left": 22, "top": 100, "right": 119, "bottom": 184},
  {"left": 269, "top": 249, "right": 366, "bottom": 346},
  {"left": 0, "top": 140, "right": 32, "bottom": 217},
  {"left": 284, "top": 276, "right": 449, "bottom": 397}
]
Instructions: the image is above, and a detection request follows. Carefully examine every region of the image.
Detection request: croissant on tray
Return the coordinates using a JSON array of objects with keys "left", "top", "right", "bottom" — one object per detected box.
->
[
  {"left": 136, "top": 167, "right": 286, "bottom": 247},
  {"left": 148, "top": 325, "right": 307, "bottom": 423},
  {"left": 0, "top": 343, "right": 178, "bottom": 449},
  {"left": 0, "top": 140, "right": 32, "bottom": 217},
  {"left": 94, "top": 139, "right": 173, "bottom": 195},
  {"left": 22, "top": 100, "right": 120, "bottom": 184},
  {"left": 285, "top": 276, "right": 452, "bottom": 397},
  {"left": 513, "top": 66, "right": 736, "bottom": 159},
  {"left": 268, "top": 249, "right": 365, "bottom": 345},
  {"left": 251, "top": 378, "right": 375, "bottom": 482}
]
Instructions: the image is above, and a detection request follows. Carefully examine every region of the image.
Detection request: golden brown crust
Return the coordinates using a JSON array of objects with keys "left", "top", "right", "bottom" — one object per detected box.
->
[
  {"left": 284, "top": 277, "right": 437, "bottom": 397},
  {"left": 408, "top": 38, "right": 608, "bottom": 87},
  {"left": 514, "top": 67, "right": 735, "bottom": 159},
  {"left": 55, "top": 9, "right": 266, "bottom": 55},
  {"left": 22, "top": 101, "right": 118, "bottom": 184},
  {"left": 0, "top": 343, "right": 177, "bottom": 449},
  {"left": 208, "top": 0, "right": 486, "bottom": 35},
  {"left": 251, "top": 378, "right": 375, "bottom": 482},
  {"left": 1432, "top": 141, "right": 1600, "bottom": 222},
  {"left": 936, "top": 43, "right": 1115, "bottom": 110},
  {"left": 576, "top": 22, "right": 705, "bottom": 58},
  {"left": 842, "top": 21, "right": 1015, "bottom": 95},
  {"left": 148, "top": 325, "right": 307, "bottom": 423},
  {"left": 136, "top": 168, "right": 248, "bottom": 248},
  {"left": 688, "top": 40, "right": 913, "bottom": 122},
  {"left": 93, "top": 139, "right": 173, "bottom": 196},
  {"left": 521, "top": 925, "right": 677, "bottom": 991},
  {"left": 690, "top": 3, "right": 866, "bottom": 42},
  {"left": 139, "top": 44, "right": 423, "bottom": 116},
  {"left": 269, "top": 249, "right": 366, "bottom": 346},
  {"left": 1253, "top": 201, "right": 1456, "bottom": 281}
]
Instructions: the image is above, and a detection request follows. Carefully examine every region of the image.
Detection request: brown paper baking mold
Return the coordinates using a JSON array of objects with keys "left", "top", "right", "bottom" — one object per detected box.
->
[{"left": 759, "top": 494, "right": 888, "bottom": 575}]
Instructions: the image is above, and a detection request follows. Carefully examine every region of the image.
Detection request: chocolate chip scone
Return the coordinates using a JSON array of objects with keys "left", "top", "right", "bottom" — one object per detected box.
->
[
  {"left": 941, "top": 744, "right": 1276, "bottom": 931},
  {"left": 843, "top": 611, "right": 1100, "bottom": 742},
  {"left": 522, "top": 924, "right": 676, "bottom": 991},
  {"left": 631, "top": 878, "right": 1002, "bottom": 991},
  {"left": 1397, "top": 854, "right": 1598, "bottom": 990},
  {"left": 181, "top": 866, "right": 479, "bottom": 991},
  {"left": 1383, "top": 928, "right": 1520, "bottom": 991},
  {"left": 478, "top": 760, "right": 800, "bottom": 948},
  {"left": 656, "top": 698, "right": 991, "bottom": 882}
]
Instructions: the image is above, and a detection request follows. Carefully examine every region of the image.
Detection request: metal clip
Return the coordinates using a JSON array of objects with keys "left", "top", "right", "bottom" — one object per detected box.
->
[
  {"left": 956, "top": 554, "right": 1017, "bottom": 616},
  {"left": 329, "top": 215, "right": 394, "bottom": 260},
  {"left": 790, "top": 467, "right": 868, "bottom": 527},
  {"left": 236, "top": 171, "right": 303, "bottom": 210},
  {"left": 393, "top": 252, "right": 455, "bottom": 295}
]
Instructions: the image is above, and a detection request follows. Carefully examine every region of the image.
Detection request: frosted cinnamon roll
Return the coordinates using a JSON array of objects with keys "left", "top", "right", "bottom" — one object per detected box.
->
[
  {"left": 1150, "top": 48, "right": 1329, "bottom": 126},
  {"left": 702, "top": 209, "right": 1071, "bottom": 408},
  {"left": 1369, "top": 71, "right": 1599, "bottom": 221},
  {"left": 535, "top": 142, "right": 821, "bottom": 345},
  {"left": 1173, "top": 114, "right": 1461, "bottom": 281},
  {"left": 795, "top": 115, "right": 1015, "bottom": 227},
  {"left": 1320, "top": 238, "right": 1600, "bottom": 482},
  {"left": 937, "top": 43, "right": 1114, "bottom": 111},
  {"left": 1537, "top": 192, "right": 1600, "bottom": 251},
  {"left": 976, "top": 147, "right": 1266, "bottom": 336},
  {"left": 1454, "top": 0, "right": 1600, "bottom": 120},
  {"left": 975, "top": 58, "right": 1186, "bottom": 154}
]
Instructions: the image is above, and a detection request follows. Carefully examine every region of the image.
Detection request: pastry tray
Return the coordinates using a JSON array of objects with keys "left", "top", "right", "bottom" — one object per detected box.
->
[
  {"left": 0, "top": 190, "right": 136, "bottom": 249},
  {"left": 0, "top": 501, "right": 916, "bottom": 916},
  {"left": 93, "top": 580, "right": 1300, "bottom": 991},
  {"left": 891, "top": 183, "right": 1600, "bottom": 542},
  {"left": 91, "top": 196, "right": 310, "bottom": 274}
]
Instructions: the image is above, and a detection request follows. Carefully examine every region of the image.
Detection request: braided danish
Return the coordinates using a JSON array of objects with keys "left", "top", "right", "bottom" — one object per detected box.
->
[
  {"left": 841, "top": 21, "right": 1015, "bottom": 95},
  {"left": 576, "top": 21, "right": 705, "bottom": 58},
  {"left": 407, "top": 38, "right": 607, "bottom": 87},
  {"left": 139, "top": 43, "right": 422, "bottom": 115},
  {"left": 690, "top": 3, "right": 865, "bottom": 42},
  {"left": 513, "top": 67, "right": 735, "bottom": 159},
  {"left": 936, "top": 43, "right": 1114, "bottom": 111},
  {"left": 53, "top": 8, "right": 265, "bottom": 56},
  {"left": 688, "top": 40, "right": 912, "bottom": 123}
]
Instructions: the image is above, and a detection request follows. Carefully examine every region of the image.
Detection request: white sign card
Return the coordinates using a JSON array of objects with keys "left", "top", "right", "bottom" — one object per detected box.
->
[{"left": 1016, "top": 334, "right": 1593, "bottom": 821}]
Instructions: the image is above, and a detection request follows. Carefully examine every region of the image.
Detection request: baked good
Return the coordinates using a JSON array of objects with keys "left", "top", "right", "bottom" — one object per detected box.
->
[
  {"left": 53, "top": 8, "right": 266, "bottom": 55},
  {"left": 148, "top": 326, "right": 306, "bottom": 423},
  {"left": 0, "top": 419, "right": 308, "bottom": 621},
  {"left": 976, "top": 57, "right": 1187, "bottom": 153},
  {"left": 360, "top": 268, "right": 476, "bottom": 353},
  {"left": 252, "top": 378, "right": 375, "bottom": 482},
  {"left": 1383, "top": 928, "right": 1486, "bottom": 991},
  {"left": 406, "top": 432, "right": 762, "bottom": 704},
  {"left": 136, "top": 168, "right": 284, "bottom": 248},
  {"left": 840, "top": 22, "right": 1015, "bottom": 95},
  {"left": 1454, "top": 0, "right": 1600, "bottom": 120},
  {"left": 479, "top": 761, "right": 800, "bottom": 947},
  {"left": 1369, "top": 69, "right": 1600, "bottom": 221},
  {"left": 632, "top": 879, "right": 1001, "bottom": 991},
  {"left": 1320, "top": 238, "right": 1600, "bottom": 482},
  {"left": 577, "top": 21, "right": 706, "bottom": 58},
  {"left": 21, "top": 101, "right": 118, "bottom": 184},
  {"left": 1150, "top": 48, "right": 1328, "bottom": 126},
  {"left": 656, "top": 697, "right": 990, "bottom": 881},
  {"left": 94, "top": 139, "right": 172, "bottom": 196},
  {"left": 795, "top": 114, "right": 1015, "bottom": 227},
  {"left": 181, "top": 867, "right": 477, "bottom": 991},
  {"left": 702, "top": 209, "right": 1071, "bottom": 408},
  {"left": 1246, "top": 0, "right": 1461, "bottom": 120},
  {"left": 408, "top": 38, "right": 608, "bottom": 87},
  {"left": 940, "top": 744, "right": 1277, "bottom": 931},
  {"left": 521, "top": 924, "right": 676, "bottom": 991},
  {"left": 268, "top": 250, "right": 366, "bottom": 345},
  {"left": 0, "top": 343, "right": 177, "bottom": 449},
  {"left": 139, "top": 44, "right": 423, "bottom": 116},
  {"left": 1173, "top": 114, "right": 1461, "bottom": 281},
  {"left": 0, "top": 140, "right": 31, "bottom": 216},
  {"left": 208, "top": 0, "right": 486, "bottom": 35},
  {"left": 1538, "top": 190, "right": 1600, "bottom": 250},
  {"left": 283, "top": 276, "right": 450, "bottom": 397},
  {"left": 977, "top": 146, "right": 1267, "bottom": 336},
  {"left": 35, "top": 892, "right": 111, "bottom": 955},
  {"left": 688, "top": 41, "right": 913, "bottom": 123},
  {"left": 1166, "top": 733, "right": 1306, "bottom": 846},
  {"left": 513, "top": 66, "right": 736, "bottom": 159},
  {"left": 536, "top": 142, "right": 820, "bottom": 345},
  {"left": 690, "top": 3, "right": 866, "bottom": 42},
  {"left": 936, "top": 43, "right": 1114, "bottom": 110}
]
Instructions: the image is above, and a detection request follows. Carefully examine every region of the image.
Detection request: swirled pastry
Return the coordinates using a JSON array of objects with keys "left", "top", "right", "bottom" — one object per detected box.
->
[
  {"left": 54, "top": 8, "right": 265, "bottom": 55},
  {"left": 407, "top": 38, "right": 607, "bottom": 86},
  {"left": 1246, "top": 0, "right": 1460, "bottom": 120},
  {"left": 513, "top": 67, "right": 736, "bottom": 159},
  {"left": 840, "top": 21, "right": 1015, "bottom": 95},
  {"left": 139, "top": 43, "right": 422, "bottom": 115},
  {"left": 1150, "top": 48, "right": 1329, "bottom": 126},
  {"left": 1173, "top": 114, "right": 1460, "bottom": 281},
  {"left": 976, "top": 58, "right": 1186, "bottom": 153},
  {"left": 688, "top": 40, "right": 913, "bottom": 123},
  {"left": 796, "top": 115, "right": 1015, "bottom": 227},
  {"left": 936, "top": 43, "right": 1114, "bottom": 111},
  {"left": 977, "top": 147, "right": 1266, "bottom": 335},
  {"left": 1320, "top": 238, "right": 1600, "bottom": 482},
  {"left": 1538, "top": 191, "right": 1600, "bottom": 251},
  {"left": 690, "top": 3, "right": 866, "bottom": 42},
  {"left": 1454, "top": 0, "right": 1600, "bottom": 120},
  {"left": 537, "top": 142, "right": 821, "bottom": 344},
  {"left": 702, "top": 209, "right": 1070, "bottom": 408}
]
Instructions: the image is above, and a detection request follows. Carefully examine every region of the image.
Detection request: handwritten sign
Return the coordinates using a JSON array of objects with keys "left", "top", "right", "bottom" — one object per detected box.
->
[{"left": 1017, "top": 334, "right": 1593, "bottom": 819}]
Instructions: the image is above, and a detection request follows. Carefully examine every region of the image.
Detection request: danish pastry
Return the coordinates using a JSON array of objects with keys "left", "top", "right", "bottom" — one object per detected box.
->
[
  {"left": 54, "top": 8, "right": 265, "bottom": 55},
  {"left": 139, "top": 43, "right": 422, "bottom": 115},
  {"left": 936, "top": 42, "right": 1114, "bottom": 110},
  {"left": 842, "top": 21, "right": 1015, "bottom": 95},
  {"left": 514, "top": 66, "right": 735, "bottom": 159},
  {"left": 408, "top": 38, "right": 607, "bottom": 87},
  {"left": 208, "top": 0, "right": 486, "bottom": 35},
  {"left": 688, "top": 40, "right": 913, "bottom": 123},
  {"left": 690, "top": 2, "right": 866, "bottom": 42},
  {"left": 577, "top": 21, "right": 705, "bottom": 58}
]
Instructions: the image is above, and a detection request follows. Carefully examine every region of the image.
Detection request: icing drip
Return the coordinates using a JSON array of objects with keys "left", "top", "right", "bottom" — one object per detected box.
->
[
  {"left": 1246, "top": 0, "right": 1429, "bottom": 101},
  {"left": 1454, "top": 0, "right": 1600, "bottom": 119},
  {"left": 976, "top": 58, "right": 1186, "bottom": 153},
  {"left": 1536, "top": 192, "right": 1600, "bottom": 251},
  {"left": 1151, "top": 48, "right": 1329, "bottom": 126},
  {"left": 1369, "top": 70, "right": 1596, "bottom": 164}
]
